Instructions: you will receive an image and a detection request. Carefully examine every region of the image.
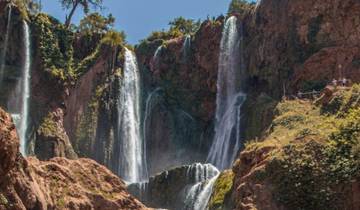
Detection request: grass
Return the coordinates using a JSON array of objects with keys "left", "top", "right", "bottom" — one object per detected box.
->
[{"left": 241, "top": 84, "right": 360, "bottom": 210}]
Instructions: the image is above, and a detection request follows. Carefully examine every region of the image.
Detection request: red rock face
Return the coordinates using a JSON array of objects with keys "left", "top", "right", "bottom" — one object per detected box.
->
[
  {"left": 137, "top": 19, "right": 223, "bottom": 124},
  {"left": 0, "top": 107, "right": 149, "bottom": 210},
  {"left": 0, "top": 107, "right": 19, "bottom": 178},
  {"left": 245, "top": 0, "right": 360, "bottom": 96},
  {"left": 64, "top": 52, "right": 110, "bottom": 146},
  {"left": 231, "top": 146, "right": 282, "bottom": 210}
]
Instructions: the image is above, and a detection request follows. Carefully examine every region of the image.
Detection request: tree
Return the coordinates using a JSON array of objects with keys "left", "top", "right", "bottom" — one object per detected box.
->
[
  {"left": 169, "top": 17, "right": 201, "bottom": 35},
  {"left": 59, "top": 0, "right": 103, "bottom": 28},
  {"left": 228, "top": 0, "right": 254, "bottom": 15},
  {"left": 78, "top": 12, "right": 114, "bottom": 34}
]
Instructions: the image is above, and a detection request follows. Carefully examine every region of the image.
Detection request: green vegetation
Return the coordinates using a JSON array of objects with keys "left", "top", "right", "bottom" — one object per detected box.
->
[
  {"left": 208, "top": 171, "right": 234, "bottom": 210},
  {"left": 32, "top": 11, "right": 127, "bottom": 83},
  {"left": 100, "top": 30, "right": 126, "bottom": 47},
  {"left": 0, "top": 193, "right": 8, "bottom": 206},
  {"left": 244, "top": 85, "right": 360, "bottom": 210},
  {"left": 169, "top": 17, "right": 201, "bottom": 35},
  {"left": 11, "top": 0, "right": 30, "bottom": 20},
  {"left": 32, "top": 13, "right": 75, "bottom": 82},
  {"left": 143, "top": 17, "right": 201, "bottom": 42},
  {"left": 78, "top": 12, "right": 115, "bottom": 35},
  {"left": 321, "top": 84, "right": 360, "bottom": 115},
  {"left": 59, "top": 0, "right": 103, "bottom": 28},
  {"left": 38, "top": 112, "right": 58, "bottom": 137},
  {"left": 74, "top": 84, "right": 108, "bottom": 156},
  {"left": 228, "top": 0, "right": 255, "bottom": 15}
]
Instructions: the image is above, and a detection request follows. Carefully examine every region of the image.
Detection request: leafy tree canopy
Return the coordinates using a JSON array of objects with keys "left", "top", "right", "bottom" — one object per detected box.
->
[
  {"left": 168, "top": 17, "right": 201, "bottom": 35},
  {"left": 59, "top": 0, "right": 103, "bottom": 27},
  {"left": 228, "top": 0, "right": 255, "bottom": 15},
  {"left": 78, "top": 12, "right": 115, "bottom": 35}
]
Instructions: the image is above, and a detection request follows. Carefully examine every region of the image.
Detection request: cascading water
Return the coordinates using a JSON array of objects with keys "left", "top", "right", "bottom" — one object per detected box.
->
[
  {"left": 154, "top": 45, "right": 163, "bottom": 59},
  {"left": 0, "top": 6, "right": 12, "bottom": 85},
  {"left": 151, "top": 45, "right": 163, "bottom": 71},
  {"left": 182, "top": 34, "right": 191, "bottom": 61},
  {"left": 142, "top": 87, "right": 164, "bottom": 177},
  {"left": 143, "top": 87, "right": 163, "bottom": 144},
  {"left": 207, "top": 16, "right": 247, "bottom": 170},
  {"left": 184, "top": 164, "right": 220, "bottom": 210},
  {"left": 128, "top": 163, "right": 219, "bottom": 210},
  {"left": 255, "top": 0, "right": 262, "bottom": 11},
  {"left": 117, "top": 48, "right": 147, "bottom": 183},
  {"left": 14, "top": 21, "right": 31, "bottom": 156}
]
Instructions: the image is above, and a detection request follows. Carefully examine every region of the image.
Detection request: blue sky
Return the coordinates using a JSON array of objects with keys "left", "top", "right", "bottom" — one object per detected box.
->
[{"left": 41, "top": 0, "right": 237, "bottom": 44}]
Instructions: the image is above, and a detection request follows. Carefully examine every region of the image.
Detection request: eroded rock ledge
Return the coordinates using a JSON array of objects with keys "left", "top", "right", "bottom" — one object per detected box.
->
[{"left": 0, "top": 107, "right": 149, "bottom": 210}]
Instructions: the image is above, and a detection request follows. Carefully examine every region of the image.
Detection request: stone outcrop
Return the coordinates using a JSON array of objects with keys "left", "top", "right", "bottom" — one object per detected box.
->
[
  {"left": 244, "top": 0, "right": 360, "bottom": 97},
  {"left": 128, "top": 163, "right": 219, "bottom": 210},
  {"left": 0, "top": 107, "right": 149, "bottom": 210},
  {"left": 231, "top": 145, "right": 282, "bottom": 210}
]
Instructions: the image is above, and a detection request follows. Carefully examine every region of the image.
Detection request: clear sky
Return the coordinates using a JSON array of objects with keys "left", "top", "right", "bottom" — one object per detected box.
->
[{"left": 41, "top": 0, "right": 237, "bottom": 44}]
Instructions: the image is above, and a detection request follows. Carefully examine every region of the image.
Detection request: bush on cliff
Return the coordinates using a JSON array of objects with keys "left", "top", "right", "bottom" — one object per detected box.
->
[{"left": 233, "top": 85, "right": 360, "bottom": 210}]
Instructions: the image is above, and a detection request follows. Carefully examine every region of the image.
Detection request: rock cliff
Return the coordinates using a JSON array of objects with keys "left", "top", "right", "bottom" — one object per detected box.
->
[{"left": 0, "top": 107, "right": 149, "bottom": 210}]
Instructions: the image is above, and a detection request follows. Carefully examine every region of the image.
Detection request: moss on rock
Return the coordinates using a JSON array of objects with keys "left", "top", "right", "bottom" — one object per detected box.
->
[{"left": 208, "top": 170, "right": 234, "bottom": 210}]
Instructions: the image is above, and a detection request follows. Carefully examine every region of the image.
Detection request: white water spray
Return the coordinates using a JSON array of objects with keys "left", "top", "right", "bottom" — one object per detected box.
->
[
  {"left": 184, "top": 164, "right": 220, "bottom": 210},
  {"left": 207, "top": 16, "right": 247, "bottom": 170},
  {"left": 0, "top": 6, "right": 12, "bottom": 84},
  {"left": 182, "top": 34, "right": 191, "bottom": 60},
  {"left": 17, "top": 21, "right": 31, "bottom": 156},
  {"left": 117, "top": 48, "right": 146, "bottom": 183},
  {"left": 151, "top": 45, "right": 163, "bottom": 71},
  {"left": 255, "top": 0, "right": 262, "bottom": 12}
]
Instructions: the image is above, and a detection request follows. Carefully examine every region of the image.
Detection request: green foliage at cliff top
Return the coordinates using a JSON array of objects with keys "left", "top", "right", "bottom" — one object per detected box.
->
[
  {"left": 228, "top": 0, "right": 255, "bottom": 15},
  {"left": 143, "top": 17, "right": 201, "bottom": 43},
  {"left": 244, "top": 84, "right": 360, "bottom": 210},
  {"left": 78, "top": 12, "right": 115, "bottom": 35},
  {"left": 31, "top": 12, "right": 127, "bottom": 84}
]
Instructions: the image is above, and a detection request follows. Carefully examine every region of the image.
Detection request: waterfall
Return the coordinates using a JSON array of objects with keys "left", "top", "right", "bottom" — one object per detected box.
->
[
  {"left": 0, "top": 6, "right": 12, "bottom": 85},
  {"left": 16, "top": 21, "right": 31, "bottom": 156},
  {"left": 128, "top": 163, "right": 219, "bottom": 210},
  {"left": 255, "top": 0, "right": 262, "bottom": 11},
  {"left": 186, "top": 163, "right": 219, "bottom": 183},
  {"left": 183, "top": 164, "right": 220, "bottom": 210},
  {"left": 142, "top": 88, "right": 164, "bottom": 177},
  {"left": 117, "top": 48, "right": 146, "bottom": 183},
  {"left": 143, "top": 88, "right": 163, "bottom": 144},
  {"left": 207, "top": 16, "right": 247, "bottom": 170},
  {"left": 151, "top": 45, "right": 163, "bottom": 71},
  {"left": 154, "top": 45, "right": 163, "bottom": 59},
  {"left": 182, "top": 35, "right": 191, "bottom": 61}
]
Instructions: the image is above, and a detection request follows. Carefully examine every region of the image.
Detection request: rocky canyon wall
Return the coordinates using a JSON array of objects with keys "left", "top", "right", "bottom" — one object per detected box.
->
[{"left": 0, "top": 107, "right": 149, "bottom": 210}]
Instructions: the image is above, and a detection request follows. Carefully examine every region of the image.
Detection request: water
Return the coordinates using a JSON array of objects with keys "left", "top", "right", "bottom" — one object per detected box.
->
[
  {"left": 184, "top": 164, "right": 220, "bottom": 210},
  {"left": 186, "top": 163, "right": 219, "bottom": 183},
  {"left": 11, "top": 114, "right": 20, "bottom": 127},
  {"left": 143, "top": 88, "right": 163, "bottom": 144},
  {"left": 0, "top": 6, "right": 12, "bottom": 85},
  {"left": 255, "top": 0, "right": 262, "bottom": 11},
  {"left": 128, "top": 163, "right": 219, "bottom": 210},
  {"left": 117, "top": 48, "right": 147, "bottom": 183},
  {"left": 207, "top": 16, "right": 247, "bottom": 170},
  {"left": 15, "top": 21, "right": 32, "bottom": 156},
  {"left": 151, "top": 45, "right": 163, "bottom": 71},
  {"left": 182, "top": 35, "right": 191, "bottom": 61},
  {"left": 154, "top": 45, "right": 163, "bottom": 59},
  {"left": 192, "top": 174, "right": 220, "bottom": 210},
  {"left": 142, "top": 88, "right": 164, "bottom": 177}
]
